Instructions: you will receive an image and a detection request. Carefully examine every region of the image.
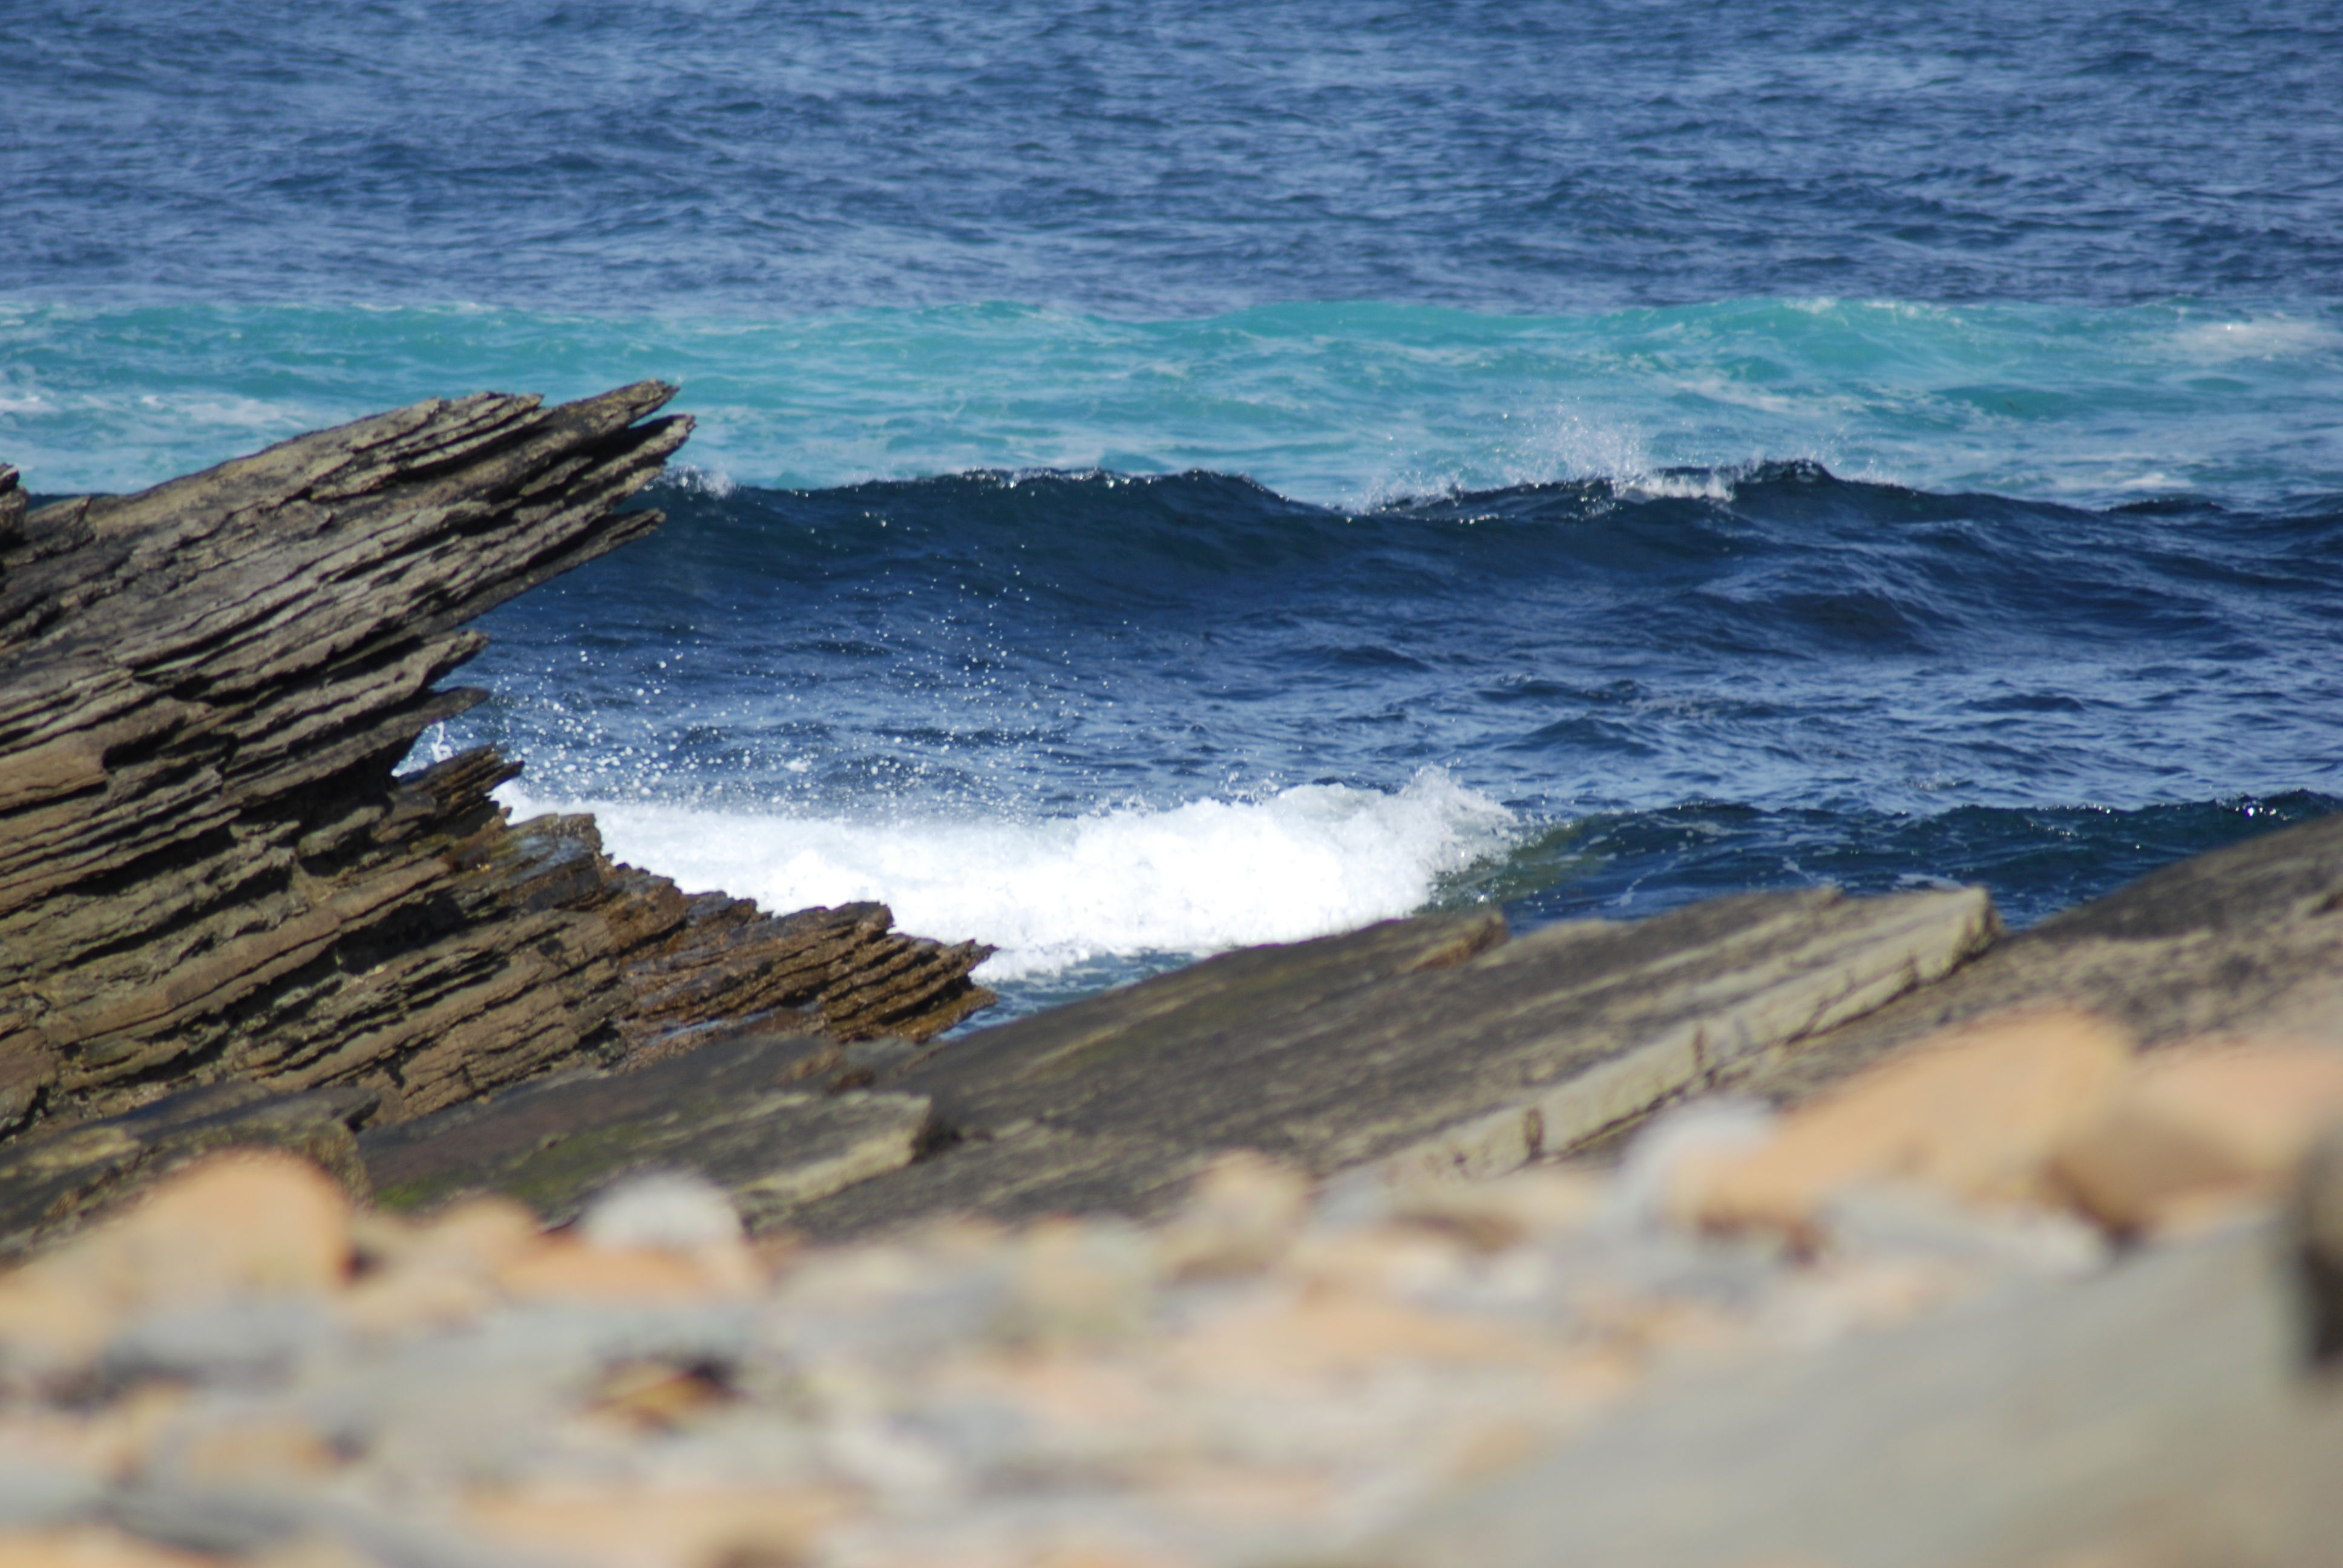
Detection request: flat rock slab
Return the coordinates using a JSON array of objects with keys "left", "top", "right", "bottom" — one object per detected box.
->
[
  {"left": 0, "top": 1081, "right": 376, "bottom": 1256},
  {"left": 1365, "top": 1221, "right": 2343, "bottom": 1568},
  {"left": 358, "top": 1034, "right": 938, "bottom": 1228},
  {"left": 794, "top": 884, "right": 1993, "bottom": 1235},
  {"left": 1735, "top": 806, "right": 2343, "bottom": 1109}
]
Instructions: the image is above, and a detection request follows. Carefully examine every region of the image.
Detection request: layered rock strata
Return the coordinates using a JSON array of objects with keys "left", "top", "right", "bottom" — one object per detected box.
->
[
  {"left": 359, "top": 809, "right": 2343, "bottom": 1245},
  {"left": 1728, "top": 806, "right": 2343, "bottom": 1108},
  {"left": 0, "top": 388, "right": 995, "bottom": 1178},
  {"left": 342, "top": 883, "right": 1997, "bottom": 1236},
  {"left": 788, "top": 883, "right": 1997, "bottom": 1235}
]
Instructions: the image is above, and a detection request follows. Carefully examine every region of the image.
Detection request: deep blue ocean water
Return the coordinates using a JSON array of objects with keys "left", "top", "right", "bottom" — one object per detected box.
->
[{"left": 8, "top": 1, "right": 2342, "bottom": 1018}]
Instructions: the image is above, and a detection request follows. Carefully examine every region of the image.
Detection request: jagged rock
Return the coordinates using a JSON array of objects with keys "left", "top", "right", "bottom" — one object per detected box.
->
[
  {"left": 788, "top": 884, "right": 1994, "bottom": 1236},
  {"left": 620, "top": 895, "right": 998, "bottom": 1058},
  {"left": 356, "top": 1033, "right": 940, "bottom": 1229},
  {"left": 0, "top": 388, "right": 995, "bottom": 1178}
]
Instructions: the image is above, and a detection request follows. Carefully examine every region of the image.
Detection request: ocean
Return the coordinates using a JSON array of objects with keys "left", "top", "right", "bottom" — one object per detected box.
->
[{"left": 8, "top": 0, "right": 2342, "bottom": 1021}]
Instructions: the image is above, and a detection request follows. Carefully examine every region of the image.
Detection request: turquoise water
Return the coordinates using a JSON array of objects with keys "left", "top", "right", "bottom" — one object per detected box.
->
[{"left": 7, "top": 298, "right": 2341, "bottom": 508}]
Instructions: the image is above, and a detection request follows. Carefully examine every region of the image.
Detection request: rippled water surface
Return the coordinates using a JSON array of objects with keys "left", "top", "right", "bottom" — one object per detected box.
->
[{"left": 7, "top": 0, "right": 2341, "bottom": 1014}]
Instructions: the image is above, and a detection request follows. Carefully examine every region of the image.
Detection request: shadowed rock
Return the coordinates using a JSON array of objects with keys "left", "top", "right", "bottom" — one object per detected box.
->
[{"left": 0, "top": 388, "right": 995, "bottom": 1184}]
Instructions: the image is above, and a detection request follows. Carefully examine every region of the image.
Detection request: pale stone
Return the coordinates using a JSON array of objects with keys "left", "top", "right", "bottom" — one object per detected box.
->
[
  {"left": 582, "top": 1170, "right": 744, "bottom": 1252},
  {"left": 393, "top": 1194, "right": 546, "bottom": 1272},
  {"left": 1380, "top": 1167, "right": 1606, "bottom": 1252},
  {"left": 163, "top": 1410, "right": 343, "bottom": 1484},
  {"left": 1674, "top": 1008, "right": 2135, "bottom": 1235},
  {"left": 494, "top": 1238, "right": 742, "bottom": 1303},
  {"left": 580, "top": 1171, "right": 761, "bottom": 1296},
  {"left": 339, "top": 1194, "right": 545, "bottom": 1334},
  {"left": 2052, "top": 1040, "right": 2343, "bottom": 1233},
  {"left": 462, "top": 1483, "right": 847, "bottom": 1568},
  {"left": 0, "top": 1527, "right": 215, "bottom": 1567},
  {"left": 337, "top": 1267, "right": 499, "bottom": 1337},
  {"left": 1170, "top": 1286, "right": 1582, "bottom": 1385},
  {"left": 995, "top": 1218, "right": 1156, "bottom": 1344},
  {"left": 1151, "top": 1152, "right": 1312, "bottom": 1279}
]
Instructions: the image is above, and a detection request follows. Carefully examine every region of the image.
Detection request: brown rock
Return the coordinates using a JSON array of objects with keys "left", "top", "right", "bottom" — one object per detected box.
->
[
  {"left": 1732, "top": 806, "right": 2343, "bottom": 1108},
  {"left": 2299, "top": 1119, "right": 2343, "bottom": 1364},
  {"left": 2053, "top": 1043, "right": 2343, "bottom": 1234},
  {"left": 356, "top": 1033, "right": 940, "bottom": 1230},
  {"left": 795, "top": 884, "right": 1994, "bottom": 1240},
  {"left": 1675, "top": 1007, "right": 2134, "bottom": 1235},
  {"left": 0, "top": 1082, "right": 376, "bottom": 1260},
  {"left": 0, "top": 1151, "right": 351, "bottom": 1367}
]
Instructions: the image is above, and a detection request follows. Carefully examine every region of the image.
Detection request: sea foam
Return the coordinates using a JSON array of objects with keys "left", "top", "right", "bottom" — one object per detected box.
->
[{"left": 500, "top": 768, "right": 1518, "bottom": 980}]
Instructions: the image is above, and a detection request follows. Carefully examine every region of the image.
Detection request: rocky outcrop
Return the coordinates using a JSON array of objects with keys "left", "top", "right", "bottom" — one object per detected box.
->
[{"left": 0, "top": 387, "right": 995, "bottom": 1164}]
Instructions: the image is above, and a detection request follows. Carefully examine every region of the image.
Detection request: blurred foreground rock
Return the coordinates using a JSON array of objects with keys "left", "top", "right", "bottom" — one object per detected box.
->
[
  {"left": 1, "top": 1028, "right": 2338, "bottom": 1568},
  {"left": 0, "top": 396, "right": 994, "bottom": 1251}
]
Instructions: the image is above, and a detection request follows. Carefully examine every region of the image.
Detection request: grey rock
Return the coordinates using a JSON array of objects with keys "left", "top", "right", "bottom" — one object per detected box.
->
[
  {"left": 797, "top": 885, "right": 1993, "bottom": 1236},
  {"left": 357, "top": 1032, "right": 940, "bottom": 1226},
  {"left": 108, "top": 1482, "right": 532, "bottom": 1568},
  {"left": 1732, "top": 806, "right": 2343, "bottom": 1110},
  {"left": 0, "top": 1462, "right": 105, "bottom": 1530},
  {"left": 1364, "top": 1222, "right": 2343, "bottom": 1568},
  {"left": 100, "top": 1299, "right": 344, "bottom": 1390}
]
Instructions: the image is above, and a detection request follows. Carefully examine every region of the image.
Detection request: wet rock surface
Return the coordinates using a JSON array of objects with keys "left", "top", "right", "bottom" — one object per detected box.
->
[{"left": 358, "top": 1033, "right": 942, "bottom": 1229}]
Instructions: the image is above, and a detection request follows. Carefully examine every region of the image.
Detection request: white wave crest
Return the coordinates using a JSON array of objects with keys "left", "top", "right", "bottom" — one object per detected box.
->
[
  {"left": 2166, "top": 315, "right": 2342, "bottom": 362},
  {"left": 500, "top": 768, "right": 1518, "bottom": 979}
]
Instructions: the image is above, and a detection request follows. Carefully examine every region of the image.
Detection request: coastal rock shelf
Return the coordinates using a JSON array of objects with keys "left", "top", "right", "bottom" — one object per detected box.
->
[
  {"left": 0, "top": 388, "right": 995, "bottom": 1240},
  {"left": 791, "top": 882, "right": 1999, "bottom": 1237}
]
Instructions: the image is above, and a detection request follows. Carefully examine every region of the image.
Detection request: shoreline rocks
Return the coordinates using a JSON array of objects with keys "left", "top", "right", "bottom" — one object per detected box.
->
[{"left": 0, "top": 390, "right": 995, "bottom": 1251}]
